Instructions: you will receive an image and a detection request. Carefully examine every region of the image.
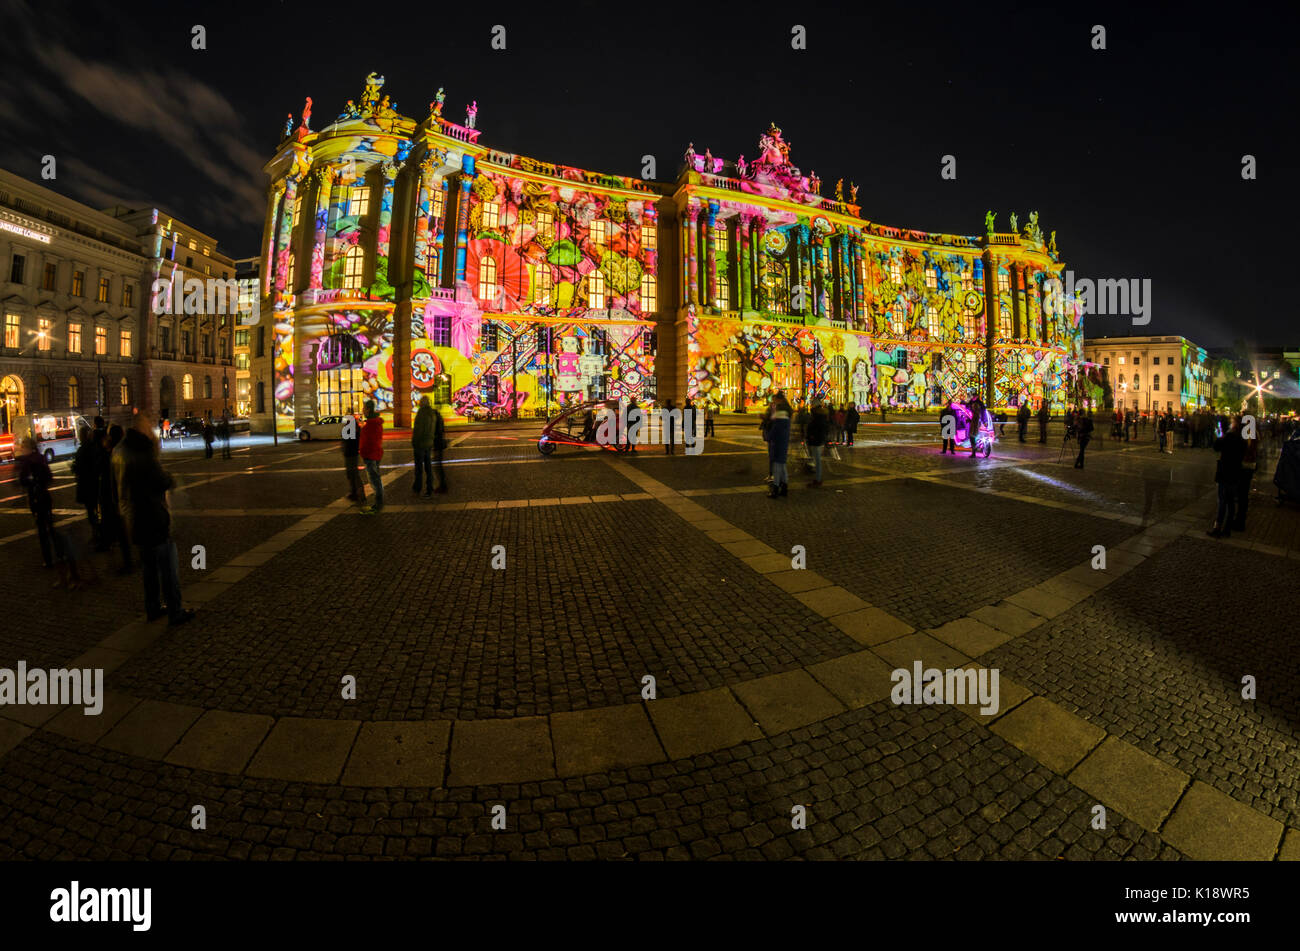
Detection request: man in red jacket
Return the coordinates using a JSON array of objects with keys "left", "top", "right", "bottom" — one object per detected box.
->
[{"left": 359, "top": 400, "right": 385, "bottom": 514}]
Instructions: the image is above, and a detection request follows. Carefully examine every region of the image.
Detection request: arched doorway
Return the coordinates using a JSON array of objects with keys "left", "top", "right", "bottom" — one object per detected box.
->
[
  {"left": 1, "top": 374, "right": 24, "bottom": 436},
  {"left": 159, "top": 376, "right": 175, "bottom": 418},
  {"left": 827, "top": 355, "right": 849, "bottom": 405},
  {"left": 772, "top": 346, "right": 803, "bottom": 400},
  {"left": 720, "top": 349, "right": 743, "bottom": 412}
]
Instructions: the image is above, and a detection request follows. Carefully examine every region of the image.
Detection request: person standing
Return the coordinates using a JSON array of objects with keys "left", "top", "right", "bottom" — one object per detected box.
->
[
  {"left": 430, "top": 400, "right": 448, "bottom": 493},
  {"left": 806, "top": 400, "right": 829, "bottom": 487},
  {"left": 359, "top": 400, "right": 385, "bottom": 514},
  {"left": 412, "top": 396, "right": 436, "bottom": 496},
  {"left": 664, "top": 398, "right": 677, "bottom": 455},
  {"left": 703, "top": 400, "right": 715, "bottom": 438},
  {"left": 1037, "top": 402, "right": 1050, "bottom": 443},
  {"left": 1157, "top": 411, "right": 1168, "bottom": 453},
  {"left": 342, "top": 411, "right": 365, "bottom": 503},
  {"left": 763, "top": 393, "right": 793, "bottom": 498},
  {"left": 1017, "top": 400, "right": 1031, "bottom": 442},
  {"left": 683, "top": 398, "right": 696, "bottom": 447},
  {"left": 967, "top": 392, "right": 986, "bottom": 458},
  {"left": 103, "top": 424, "right": 133, "bottom": 573},
  {"left": 1232, "top": 418, "right": 1258, "bottom": 533},
  {"left": 218, "top": 414, "right": 232, "bottom": 459},
  {"left": 72, "top": 423, "right": 103, "bottom": 550},
  {"left": 115, "top": 417, "right": 194, "bottom": 625},
  {"left": 16, "top": 436, "right": 66, "bottom": 581},
  {"left": 1208, "top": 417, "right": 1246, "bottom": 537},
  {"left": 624, "top": 398, "right": 639, "bottom": 453},
  {"left": 845, "top": 402, "right": 860, "bottom": 447},
  {"left": 202, "top": 416, "right": 215, "bottom": 458},
  {"left": 832, "top": 403, "right": 847, "bottom": 446},
  {"left": 1074, "top": 410, "right": 1095, "bottom": 469},
  {"left": 939, "top": 400, "right": 958, "bottom": 454}
]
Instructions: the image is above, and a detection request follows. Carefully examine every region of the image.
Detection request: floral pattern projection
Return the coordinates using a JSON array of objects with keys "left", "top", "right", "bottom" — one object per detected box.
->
[{"left": 413, "top": 164, "right": 658, "bottom": 420}]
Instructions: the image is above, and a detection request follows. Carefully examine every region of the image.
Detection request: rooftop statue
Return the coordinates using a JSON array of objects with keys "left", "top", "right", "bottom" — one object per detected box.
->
[
  {"left": 1049, "top": 230, "right": 1058, "bottom": 254},
  {"left": 466, "top": 100, "right": 478, "bottom": 129},
  {"left": 363, "top": 72, "right": 384, "bottom": 105},
  {"left": 338, "top": 99, "right": 361, "bottom": 121},
  {"left": 1025, "top": 210, "right": 1042, "bottom": 243},
  {"left": 284, "top": 113, "right": 293, "bottom": 137},
  {"left": 850, "top": 181, "right": 859, "bottom": 202},
  {"left": 1009, "top": 212, "right": 1018, "bottom": 233},
  {"left": 835, "top": 178, "right": 844, "bottom": 202},
  {"left": 985, "top": 210, "right": 995, "bottom": 233},
  {"left": 684, "top": 142, "right": 695, "bottom": 164},
  {"left": 736, "top": 154, "right": 747, "bottom": 177},
  {"left": 432, "top": 87, "right": 445, "bottom": 117}
]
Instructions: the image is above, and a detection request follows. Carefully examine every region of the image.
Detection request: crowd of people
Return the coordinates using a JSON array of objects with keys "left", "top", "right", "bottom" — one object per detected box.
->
[{"left": 14, "top": 415, "right": 195, "bottom": 626}]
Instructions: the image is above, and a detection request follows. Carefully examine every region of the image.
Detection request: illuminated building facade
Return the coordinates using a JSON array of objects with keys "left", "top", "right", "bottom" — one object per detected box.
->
[
  {"left": 1083, "top": 335, "right": 1212, "bottom": 412},
  {"left": 258, "top": 76, "right": 1083, "bottom": 433}
]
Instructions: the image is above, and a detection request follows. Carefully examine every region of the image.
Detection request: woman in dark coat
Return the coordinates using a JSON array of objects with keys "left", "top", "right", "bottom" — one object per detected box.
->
[{"left": 763, "top": 393, "right": 793, "bottom": 498}]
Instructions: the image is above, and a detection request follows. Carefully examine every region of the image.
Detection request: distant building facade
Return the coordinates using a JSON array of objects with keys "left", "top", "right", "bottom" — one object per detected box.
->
[{"left": 1083, "top": 335, "right": 1212, "bottom": 413}]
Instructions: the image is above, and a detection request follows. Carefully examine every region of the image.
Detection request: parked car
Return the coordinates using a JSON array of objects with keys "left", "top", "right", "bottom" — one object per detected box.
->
[
  {"left": 167, "top": 416, "right": 207, "bottom": 438},
  {"left": 298, "top": 415, "right": 357, "bottom": 441}
]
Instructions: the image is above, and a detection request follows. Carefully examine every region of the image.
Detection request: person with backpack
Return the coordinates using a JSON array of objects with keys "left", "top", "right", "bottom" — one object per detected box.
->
[
  {"left": 806, "top": 400, "right": 830, "bottom": 488},
  {"left": 359, "top": 400, "right": 385, "bottom": 514}
]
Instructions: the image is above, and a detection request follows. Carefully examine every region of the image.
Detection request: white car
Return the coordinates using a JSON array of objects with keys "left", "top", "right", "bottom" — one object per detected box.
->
[{"left": 298, "top": 415, "right": 357, "bottom": 441}]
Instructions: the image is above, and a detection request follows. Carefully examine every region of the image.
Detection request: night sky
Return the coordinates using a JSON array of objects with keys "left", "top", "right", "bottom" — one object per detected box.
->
[{"left": 0, "top": 0, "right": 1294, "bottom": 347}]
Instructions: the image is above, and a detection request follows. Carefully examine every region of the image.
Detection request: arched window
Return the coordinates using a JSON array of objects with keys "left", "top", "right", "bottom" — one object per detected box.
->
[
  {"left": 716, "top": 271, "right": 730, "bottom": 310},
  {"left": 772, "top": 346, "right": 803, "bottom": 399},
  {"left": 38, "top": 374, "right": 51, "bottom": 409},
  {"left": 926, "top": 304, "right": 940, "bottom": 339},
  {"left": 1167, "top": 374, "right": 1174, "bottom": 392},
  {"left": 120, "top": 376, "right": 130, "bottom": 405},
  {"left": 891, "top": 301, "right": 906, "bottom": 336},
  {"left": 998, "top": 304, "right": 1012, "bottom": 339},
  {"left": 1133, "top": 373, "right": 1140, "bottom": 390},
  {"left": 477, "top": 255, "right": 497, "bottom": 302},
  {"left": 342, "top": 246, "right": 365, "bottom": 290},
  {"left": 68, "top": 374, "right": 80, "bottom": 407},
  {"left": 204, "top": 376, "right": 212, "bottom": 399},
  {"left": 182, "top": 373, "right": 194, "bottom": 400},
  {"left": 587, "top": 269, "right": 605, "bottom": 310}
]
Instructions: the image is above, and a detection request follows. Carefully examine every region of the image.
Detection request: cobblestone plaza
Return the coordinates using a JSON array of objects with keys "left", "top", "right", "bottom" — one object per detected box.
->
[{"left": 2, "top": 420, "right": 1298, "bottom": 863}]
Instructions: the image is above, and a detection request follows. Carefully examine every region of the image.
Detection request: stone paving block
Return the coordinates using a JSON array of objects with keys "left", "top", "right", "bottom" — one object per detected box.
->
[
  {"left": 340, "top": 720, "right": 452, "bottom": 787},
  {"left": 551, "top": 704, "right": 666, "bottom": 776},
  {"left": 732, "top": 669, "right": 846, "bottom": 734},
  {"left": 207, "top": 565, "right": 254, "bottom": 584},
  {"left": 45, "top": 691, "right": 140, "bottom": 744},
  {"left": 464, "top": 501, "right": 498, "bottom": 510},
  {"left": 1279, "top": 828, "right": 1300, "bottom": 861},
  {"left": 620, "top": 493, "right": 652, "bottom": 501},
  {"left": 245, "top": 718, "right": 361, "bottom": 784},
  {"left": 1034, "top": 577, "right": 1096, "bottom": 604},
  {"left": 646, "top": 687, "right": 763, "bottom": 760},
  {"left": 560, "top": 496, "right": 592, "bottom": 505},
  {"left": 1068, "top": 736, "right": 1190, "bottom": 833},
  {"left": 990, "top": 697, "right": 1106, "bottom": 774},
  {"left": 706, "top": 528, "right": 757, "bottom": 544},
  {"left": 98, "top": 621, "right": 168, "bottom": 653},
  {"left": 792, "top": 585, "right": 870, "bottom": 618},
  {"left": 720, "top": 539, "right": 774, "bottom": 558},
  {"left": 0, "top": 701, "right": 66, "bottom": 727},
  {"left": 967, "top": 601, "right": 1044, "bottom": 637},
  {"left": 953, "top": 665, "right": 1032, "bottom": 721},
  {"left": 1160, "top": 781, "right": 1283, "bottom": 861},
  {"left": 871, "top": 632, "right": 972, "bottom": 673},
  {"left": 499, "top": 499, "right": 529, "bottom": 509},
  {"left": 806, "top": 651, "right": 897, "bottom": 709},
  {"left": 68, "top": 646, "right": 134, "bottom": 676},
  {"left": 447, "top": 716, "right": 555, "bottom": 786},
  {"left": 929, "top": 617, "right": 1012, "bottom": 657},
  {"left": 742, "top": 552, "right": 798, "bottom": 574},
  {"left": 529, "top": 498, "right": 561, "bottom": 507},
  {"left": 766, "top": 570, "right": 833, "bottom": 594},
  {"left": 182, "top": 581, "right": 233, "bottom": 604},
  {"left": 1054, "top": 564, "right": 1117, "bottom": 590},
  {"left": 99, "top": 699, "right": 205, "bottom": 760},
  {"left": 1004, "top": 586, "right": 1076, "bottom": 619},
  {"left": 692, "top": 518, "right": 733, "bottom": 532},
  {"left": 830, "top": 607, "right": 913, "bottom": 646},
  {"left": 0, "top": 717, "right": 33, "bottom": 756},
  {"left": 166, "top": 710, "right": 277, "bottom": 774}
]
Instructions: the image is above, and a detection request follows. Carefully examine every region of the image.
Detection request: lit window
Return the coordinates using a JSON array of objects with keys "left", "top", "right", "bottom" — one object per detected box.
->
[
  {"left": 998, "top": 271, "right": 1009, "bottom": 293},
  {"left": 534, "top": 266, "right": 553, "bottom": 306},
  {"left": 998, "top": 306, "right": 1012, "bottom": 338},
  {"left": 590, "top": 220, "right": 606, "bottom": 246},
  {"left": 889, "top": 259, "right": 902, "bottom": 284},
  {"left": 68, "top": 322, "right": 81, "bottom": 353},
  {"left": 188, "top": 239, "right": 197, "bottom": 251},
  {"left": 120, "top": 330, "right": 131, "bottom": 357},
  {"left": 478, "top": 255, "right": 498, "bottom": 301},
  {"left": 925, "top": 267, "right": 937, "bottom": 289},
  {"left": 588, "top": 269, "right": 606, "bottom": 309},
  {"left": 292, "top": 199, "right": 301, "bottom": 229},
  {"left": 182, "top": 374, "right": 194, "bottom": 399},
  {"left": 68, "top": 375, "right": 80, "bottom": 407},
  {"left": 95, "top": 326, "right": 107, "bottom": 355},
  {"left": 891, "top": 301, "right": 905, "bottom": 335},
  {"left": 72, "top": 270, "right": 84, "bottom": 296},
  {"left": 38, "top": 317, "right": 52, "bottom": 350},
  {"left": 482, "top": 201, "right": 500, "bottom": 229},
  {"left": 42, "top": 262, "right": 56, "bottom": 290},
  {"left": 432, "top": 188, "right": 445, "bottom": 221},
  {"left": 286, "top": 254, "right": 295, "bottom": 290},
  {"left": 1118, "top": 356, "right": 1125, "bottom": 365},
  {"left": 535, "top": 210, "right": 553, "bottom": 237},
  {"left": 426, "top": 249, "right": 440, "bottom": 284},
  {"left": 342, "top": 246, "right": 365, "bottom": 290},
  {"left": 641, "top": 222, "right": 656, "bottom": 249},
  {"left": 715, "top": 224, "right": 729, "bottom": 256},
  {"left": 2, "top": 312, "right": 21, "bottom": 348},
  {"left": 716, "top": 272, "right": 730, "bottom": 310},
  {"left": 961, "top": 268, "right": 973, "bottom": 291},
  {"left": 926, "top": 304, "right": 940, "bottom": 338},
  {"left": 348, "top": 185, "right": 370, "bottom": 219},
  {"left": 120, "top": 377, "right": 130, "bottom": 405},
  {"left": 122, "top": 284, "right": 134, "bottom": 307},
  {"left": 640, "top": 273, "right": 656, "bottom": 312}
]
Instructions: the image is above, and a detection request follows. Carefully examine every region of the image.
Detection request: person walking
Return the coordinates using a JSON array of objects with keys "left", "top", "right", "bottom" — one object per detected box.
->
[
  {"left": 1074, "top": 410, "right": 1095, "bottom": 468},
  {"left": 1017, "top": 400, "right": 1031, "bottom": 442},
  {"left": 1037, "top": 402, "right": 1050, "bottom": 443},
  {"left": 763, "top": 392, "right": 793, "bottom": 498},
  {"left": 806, "top": 400, "right": 830, "bottom": 487},
  {"left": 342, "top": 411, "right": 365, "bottom": 503},
  {"left": 845, "top": 402, "right": 860, "bottom": 447},
  {"left": 412, "top": 396, "right": 436, "bottom": 496},
  {"left": 832, "top": 404, "right": 847, "bottom": 446},
  {"left": 939, "top": 399, "right": 958, "bottom": 454},
  {"left": 115, "top": 417, "right": 194, "bottom": 625},
  {"left": 1208, "top": 416, "right": 1246, "bottom": 537},
  {"left": 103, "top": 423, "right": 133, "bottom": 573},
  {"left": 359, "top": 400, "right": 385, "bottom": 514},
  {"left": 15, "top": 436, "right": 72, "bottom": 584}
]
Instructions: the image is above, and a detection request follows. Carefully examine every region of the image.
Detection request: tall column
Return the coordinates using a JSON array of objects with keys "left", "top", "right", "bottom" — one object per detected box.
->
[
  {"left": 309, "top": 168, "right": 332, "bottom": 291},
  {"left": 839, "top": 236, "right": 852, "bottom": 324},
  {"left": 432, "top": 176, "right": 450, "bottom": 285},
  {"left": 705, "top": 202, "right": 718, "bottom": 310},
  {"left": 738, "top": 213, "right": 753, "bottom": 314},
  {"left": 852, "top": 237, "right": 867, "bottom": 328},
  {"left": 264, "top": 184, "right": 285, "bottom": 296},
  {"left": 1009, "top": 263, "right": 1022, "bottom": 339},
  {"left": 685, "top": 204, "right": 700, "bottom": 306},
  {"left": 274, "top": 176, "right": 300, "bottom": 294},
  {"left": 412, "top": 159, "right": 434, "bottom": 287},
  {"left": 752, "top": 218, "right": 766, "bottom": 312},
  {"left": 454, "top": 161, "right": 474, "bottom": 285}
]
